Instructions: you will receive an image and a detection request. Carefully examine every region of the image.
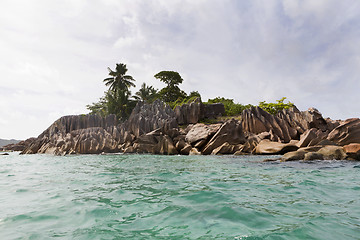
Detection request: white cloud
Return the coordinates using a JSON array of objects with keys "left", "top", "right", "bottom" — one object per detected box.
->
[{"left": 0, "top": 0, "right": 360, "bottom": 139}]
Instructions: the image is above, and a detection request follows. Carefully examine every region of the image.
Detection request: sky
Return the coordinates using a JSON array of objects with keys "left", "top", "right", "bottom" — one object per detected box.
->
[{"left": 1, "top": 0, "right": 360, "bottom": 140}]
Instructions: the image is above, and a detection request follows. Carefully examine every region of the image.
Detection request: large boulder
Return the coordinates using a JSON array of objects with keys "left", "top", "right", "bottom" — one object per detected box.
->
[
  {"left": 255, "top": 139, "right": 299, "bottom": 155},
  {"left": 185, "top": 123, "right": 222, "bottom": 145},
  {"left": 327, "top": 118, "right": 360, "bottom": 146},
  {"left": 281, "top": 150, "right": 306, "bottom": 161},
  {"left": 317, "top": 145, "right": 347, "bottom": 160},
  {"left": 202, "top": 119, "right": 246, "bottom": 155},
  {"left": 343, "top": 143, "right": 360, "bottom": 160}
]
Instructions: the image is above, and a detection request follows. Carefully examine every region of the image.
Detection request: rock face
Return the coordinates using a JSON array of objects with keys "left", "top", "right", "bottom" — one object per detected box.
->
[
  {"left": 241, "top": 106, "right": 334, "bottom": 143},
  {"left": 202, "top": 119, "right": 245, "bottom": 155},
  {"left": 127, "top": 100, "right": 178, "bottom": 138},
  {"left": 174, "top": 98, "right": 225, "bottom": 125},
  {"left": 21, "top": 115, "right": 120, "bottom": 155},
  {"left": 327, "top": 118, "right": 360, "bottom": 146},
  {"left": 21, "top": 101, "right": 181, "bottom": 155},
  {"left": 241, "top": 107, "right": 298, "bottom": 142},
  {"left": 132, "top": 129, "right": 178, "bottom": 155}
]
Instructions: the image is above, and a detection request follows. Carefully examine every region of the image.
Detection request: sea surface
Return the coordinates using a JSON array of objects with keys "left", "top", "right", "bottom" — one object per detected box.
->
[{"left": 0, "top": 153, "right": 359, "bottom": 240}]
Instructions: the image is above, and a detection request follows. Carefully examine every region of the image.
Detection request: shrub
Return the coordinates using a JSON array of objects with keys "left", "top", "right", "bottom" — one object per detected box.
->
[{"left": 258, "top": 97, "right": 295, "bottom": 115}]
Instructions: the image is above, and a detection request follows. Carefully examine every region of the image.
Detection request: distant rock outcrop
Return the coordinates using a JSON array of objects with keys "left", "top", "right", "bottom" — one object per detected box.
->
[{"left": 2, "top": 138, "right": 35, "bottom": 151}]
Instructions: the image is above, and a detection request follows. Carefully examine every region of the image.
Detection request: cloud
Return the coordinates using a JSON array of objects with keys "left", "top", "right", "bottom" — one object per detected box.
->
[{"left": 0, "top": 0, "right": 360, "bottom": 139}]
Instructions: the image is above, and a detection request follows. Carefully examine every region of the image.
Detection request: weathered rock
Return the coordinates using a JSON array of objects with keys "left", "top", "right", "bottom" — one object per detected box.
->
[
  {"left": 315, "top": 139, "right": 337, "bottom": 146},
  {"left": 255, "top": 139, "right": 299, "bottom": 155},
  {"left": 21, "top": 114, "right": 120, "bottom": 155},
  {"left": 241, "top": 107, "right": 297, "bottom": 142},
  {"left": 242, "top": 106, "right": 333, "bottom": 144},
  {"left": 202, "top": 119, "right": 245, "bottom": 155},
  {"left": 327, "top": 118, "right": 360, "bottom": 146},
  {"left": 298, "top": 146, "right": 323, "bottom": 152},
  {"left": 133, "top": 130, "right": 178, "bottom": 155},
  {"left": 180, "top": 144, "right": 192, "bottom": 155},
  {"left": 317, "top": 146, "right": 347, "bottom": 160},
  {"left": 3, "top": 138, "right": 36, "bottom": 151},
  {"left": 189, "top": 148, "right": 201, "bottom": 155},
  {"left": 185, "top": 123, "right": 222, "bottom": 145},
  {"left": 343, "top": 143, "right": 360, "bottom": 160},
  {"left": 304, "top": 152, "right": 324, "bottom": 161},
  {"left": 297, "top": 128, "right": 318, "bottom": 148},
  {"left": 123, "top": 146, "right": 135, "bottom": 153},
  {"left": 211, "top": 142, "right": 243, "bottom": 155},
  {"left": 127, "top": 100, "right": 178, "bottom": 138},
  {"left": 204, "top": 103, "right": 225, "bottom": 119},
  {"left": 175, "top": 138, "right": 187, "bottom": 152},
  {"left": 174, "top": 98, "right": 225, "bottom": 125},
  {"left": 281, "top": 150, "right": 306, "bottom": 161}
]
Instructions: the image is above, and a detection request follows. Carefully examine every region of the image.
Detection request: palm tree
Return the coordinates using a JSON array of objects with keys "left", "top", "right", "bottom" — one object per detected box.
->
[
  {"left": 134, "top": 83, "right": 158, "bottom": 102},
  {"left": 103, "top": 63, "right": 136, "bottom": 93}
]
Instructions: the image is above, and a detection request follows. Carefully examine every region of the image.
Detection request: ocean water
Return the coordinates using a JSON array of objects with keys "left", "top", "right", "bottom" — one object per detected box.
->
[{"left": 0, "top": 153, "right": 359, "bottom": 240}]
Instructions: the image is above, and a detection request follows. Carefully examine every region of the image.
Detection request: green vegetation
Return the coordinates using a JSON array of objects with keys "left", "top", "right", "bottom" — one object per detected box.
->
[
  {"left": 258, "top": 97, "right": 295, "bottom": 115},
  {"left": 134, "top": 83, "right": 158, "bottom": 103},
  {"left": 87, "top": 62, "right": 296, "bottom": 121},
  {"left": 87, "top": 63, "right": 136, "bottom": 120},
  {"left": 206, "top": 97, "right": 253, "bottom": 116},
  {"left": 155, "top": 71, "right": 187, "bottom": 103}
]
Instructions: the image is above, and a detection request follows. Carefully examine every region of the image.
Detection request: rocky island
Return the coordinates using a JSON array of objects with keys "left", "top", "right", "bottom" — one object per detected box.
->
[
  {"left": 12, "top": 98, "right": 359, "bottom": 161},
  {"left": 4, "top": 63, "right": 359, "bottom": 161}
]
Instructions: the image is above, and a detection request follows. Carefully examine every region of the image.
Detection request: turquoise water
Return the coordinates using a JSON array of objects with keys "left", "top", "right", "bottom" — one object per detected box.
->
[{"left": 0, "top": 153, "right": 359, "bottom": 240}]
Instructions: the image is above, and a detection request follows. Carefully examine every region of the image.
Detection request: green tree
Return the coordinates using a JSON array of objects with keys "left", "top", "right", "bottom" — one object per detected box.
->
[
  {"left": 87, "top": 63, "right": 137, "bottom": 121},
  {"left": 86, "top": 96, "right": 108, "bottom": 117},
  {"left": 154, "top": 71, "right": 187, "bottom": 102},
  {"left": 134, "top": 82, "right": 158, "bottom": 102},
  {"left": 188, "top": 91, "right": 201, "bottom": 99},
  {"left": 106, "top": 89, "right": 136, "bottom": 120},
  {"left": 103, "top": 63, "right": 136, "bottom": 94}
]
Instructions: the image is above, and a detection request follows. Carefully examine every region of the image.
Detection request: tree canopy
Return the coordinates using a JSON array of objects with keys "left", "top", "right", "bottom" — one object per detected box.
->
[
  {"left": 155, "top": 71, "right": 187, "bottom": 103},
  {"left": 134, "top": 82, "right": 158, "bottom": 103},
  {"left": 103, "top": 63, "right": 135, "bottom": 94},
  {"left": 154, "top": 71, "right": 183, "bottom": 87},
  {"left": 87, "top": 63, "right": 137, "bottom": 121}
]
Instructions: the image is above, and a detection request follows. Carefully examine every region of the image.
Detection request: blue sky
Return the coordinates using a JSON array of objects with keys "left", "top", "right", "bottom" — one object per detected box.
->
[{"left": 1, "top": 0, "right": 360, "bottom": 139}]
